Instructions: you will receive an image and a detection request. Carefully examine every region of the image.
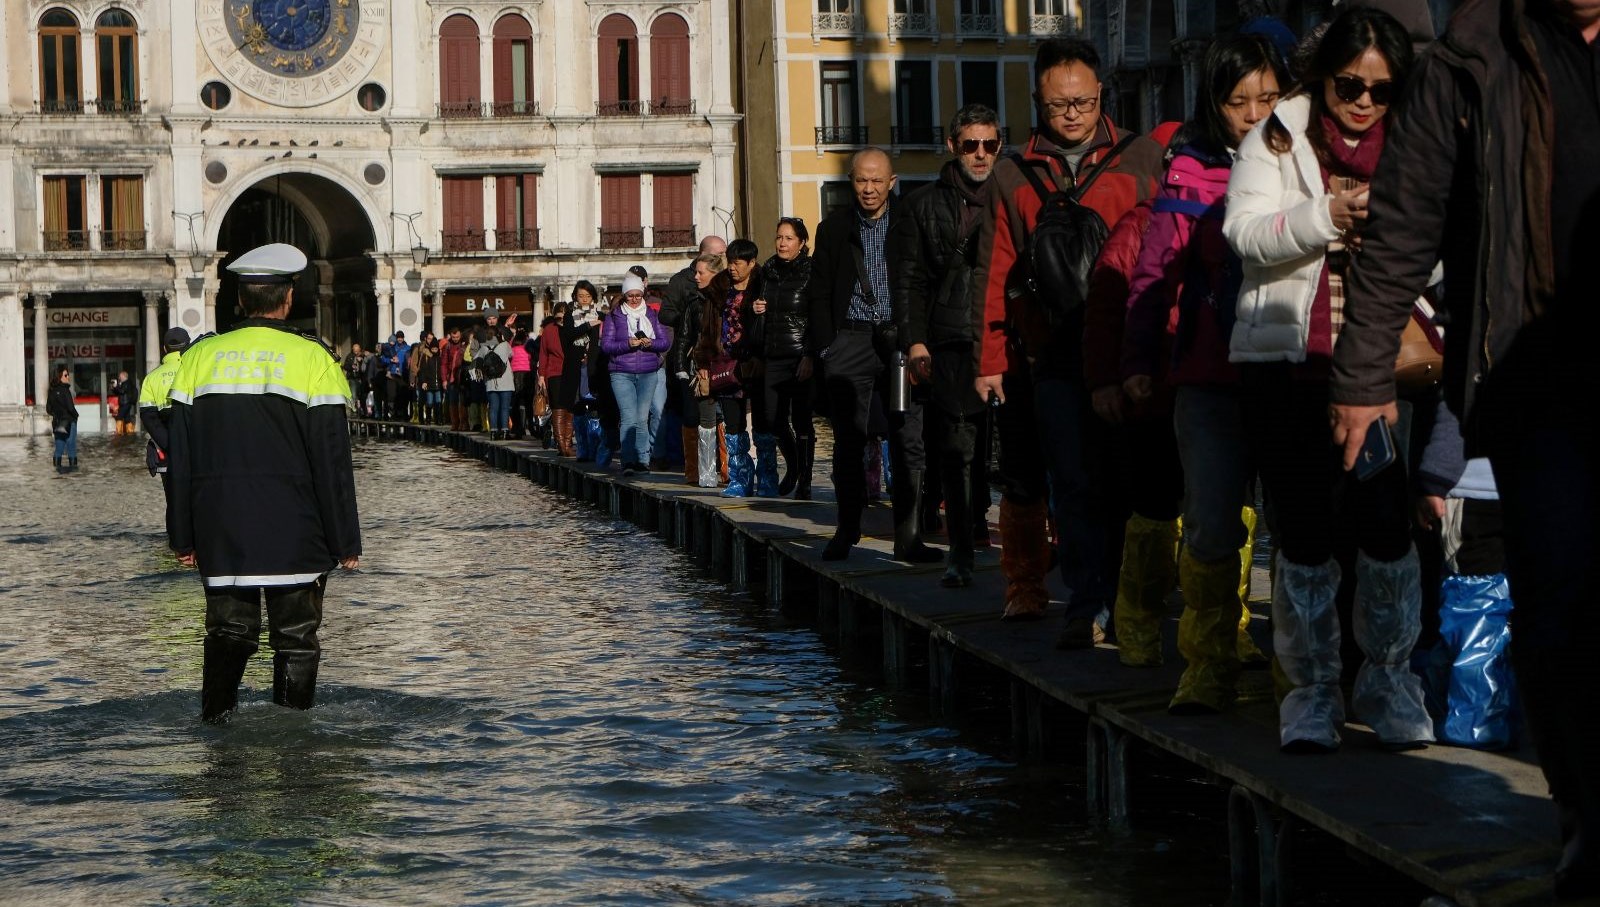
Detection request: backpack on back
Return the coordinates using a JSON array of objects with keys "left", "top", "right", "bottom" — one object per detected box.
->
[
  {"left": 1012, "top": 134, "right": 1138, "bottom": 326},
  {"left": 477, "top": 346, "right": 507, "bottom": 381}
]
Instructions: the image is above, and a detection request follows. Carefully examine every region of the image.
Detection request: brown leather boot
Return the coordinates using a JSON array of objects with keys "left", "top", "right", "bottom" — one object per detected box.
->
[
  {"left": 682, "top": 426, "right": 699, "bottom": 484},
  {"left": 557, "top": 410, "right": 577, "bottom": 457},
  {"left": 717, "top": 423, "right": 730, "bottom": 484},
  {"left": 1000, "top": 498, "right": 1050, "bottom": 621}
]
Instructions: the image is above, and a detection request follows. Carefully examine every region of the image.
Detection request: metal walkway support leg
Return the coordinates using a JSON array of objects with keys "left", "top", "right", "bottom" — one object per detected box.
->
[
  {"left": 1086, "top": 717, "right": 1130, "bottom": 830},
  {"left": 817, "top": 581, "right": 840, "bottom": 642},
  {"left": 1011, "top": 682, "right": 1047, "bottom": 761},
  {"left": 710, "top": 518, "right": 733, "bottom": 582},
  {"left": 1227, "top": 784, "right": 1292, "bottom": 907},
  {"left": 882, "top": 609, "right": 911, "bottom": 687},
  {"left": 928, "top": 635, "right": 957, "bottom": 720}
]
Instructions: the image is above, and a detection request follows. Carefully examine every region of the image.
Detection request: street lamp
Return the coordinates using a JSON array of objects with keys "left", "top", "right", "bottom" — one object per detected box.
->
[
  {"left": 393, "top": 212, "right": 429, "bottom": 267},
  {"left": 174, "top": 211, "right": 208, "bottom": 273}
]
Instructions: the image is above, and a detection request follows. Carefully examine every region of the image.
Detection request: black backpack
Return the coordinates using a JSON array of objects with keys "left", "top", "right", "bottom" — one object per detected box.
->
[
  {"left": 477, "top": 346, "right": 506, "bottom": 380},
  {"left": 1012, "top": 134, "right": 1138, "bottom": 325}
]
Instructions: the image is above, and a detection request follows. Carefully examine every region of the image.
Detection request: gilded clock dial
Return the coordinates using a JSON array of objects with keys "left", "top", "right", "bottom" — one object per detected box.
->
[
  {"left": 200, "top": 0, "right": 387, "bottom": 107},
  {"left": 255, "top": 0, "right": 331, "bottom": 51},
  {"left": 226, "top": 0, "right": 357, "bottom": 76}
]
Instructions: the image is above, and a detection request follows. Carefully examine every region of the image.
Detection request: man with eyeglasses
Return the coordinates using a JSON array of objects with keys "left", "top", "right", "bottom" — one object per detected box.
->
[
  {"left": 888, "top": 104, "right": 1004, "bottom": 588},
  {"left": 970, "top": 38, "right": 1163, "bottom": 647},
  {"left": 808, "top": 147, "right": 941, "bottom": 564}
]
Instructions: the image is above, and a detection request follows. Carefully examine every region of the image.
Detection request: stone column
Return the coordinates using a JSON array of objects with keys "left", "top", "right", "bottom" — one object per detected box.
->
[
  {"left": 430, "top": 290, "right": 445, "bottom": 338},
  {"left": 531, "top": 288, "right": 545, "bottom": 327},
  {"left": 204, "top": 289, "right": 218, "bottom": 335},
  {"left": 31, "top": 293, "right": 50, "bottom": 414},
  {"left": 0, "top": 291, "right": 25, "bottom": 434},
  {"left": 376, "top": 289, "right": 393, "bottom": 342},
  {"left": 142, "top": 291, "right": 163, "bottom": 372}
]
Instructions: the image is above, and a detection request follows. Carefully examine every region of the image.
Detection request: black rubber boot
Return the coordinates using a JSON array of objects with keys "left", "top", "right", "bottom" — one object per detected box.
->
[
  {"left": 266, "top": 580, "right": 325, "bottom": 711},
  {"left": 68, "top": 457, "right": 78, "bottom": 471},
  {"left": 822, "top": 491, "right": 862, "bottom": 561},
  {"left": 792, "top": 436, "right": 815, "bottom": 501},
  {"left": 892, "top": 468, "right": 942, "bottom": 563},
  {"left": 273, "top": 651, "right": 320, "bottom": 710},
  {"left": 201, "top": 635, "right": 256, "bottom": 723}
]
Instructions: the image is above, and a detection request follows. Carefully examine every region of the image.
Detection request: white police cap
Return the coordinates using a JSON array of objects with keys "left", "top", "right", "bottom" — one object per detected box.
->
[{"left": 226, "top": 243, "right": 307, "bottom": 284}]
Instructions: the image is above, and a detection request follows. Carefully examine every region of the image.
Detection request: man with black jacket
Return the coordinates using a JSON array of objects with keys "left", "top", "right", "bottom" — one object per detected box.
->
[
  {"left": 808, "top": 147, "right": 941, "bottom": 563},
  {"left": 889, "top": 105, "right": 1001, "bottom": 587},
  {"left": 1330, "top": 0, "right": 1600, "bottom": 894}
]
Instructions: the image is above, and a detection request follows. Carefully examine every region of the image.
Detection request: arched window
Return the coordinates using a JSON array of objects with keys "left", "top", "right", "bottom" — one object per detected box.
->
[
  {"left": 38, "top": 9, "right": 82, "bottom": 113},
  {"left": 596, "top": 14, "right": 639, "bottom": 116},
  {"left": 439, "top": 15, "right": 481, "bottom": 118},
  {"left": 649, "top": 14, "right": 691, "bottom": 115},
  {"left": 492, "top": 14, "right": 535, "bottom": 117},
  {"left": 96, "top": 9, "right": 140, "bottom": 114}
]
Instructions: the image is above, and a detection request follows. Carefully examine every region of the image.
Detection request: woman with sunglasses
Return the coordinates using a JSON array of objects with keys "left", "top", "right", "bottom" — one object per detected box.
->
[
  {"left": 1223, "top": 6, "right": 1429, "bottom": 753},
  {"left": 752, "top": 217, "right": 816, "bottom": 498},
  {"left": 1119, "top": 33, "right": 1287, "bottom": 706}
]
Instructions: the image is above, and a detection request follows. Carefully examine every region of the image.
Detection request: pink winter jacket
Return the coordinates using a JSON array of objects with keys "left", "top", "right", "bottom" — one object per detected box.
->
[{"left": 1121, "top": 147, "right": 1241, "bottom": 388}]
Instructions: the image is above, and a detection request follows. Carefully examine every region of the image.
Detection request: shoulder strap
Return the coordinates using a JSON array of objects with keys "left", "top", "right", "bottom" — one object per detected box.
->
[
  {"left": 1012, "top": 154, "right": 1057, "bottom": 207},
  {"left": 1152, "top": 197, "right": 1224, "bottom": 220},
  {"left": 1072, "top": 133, "right": 1140, "bottom": 200}
]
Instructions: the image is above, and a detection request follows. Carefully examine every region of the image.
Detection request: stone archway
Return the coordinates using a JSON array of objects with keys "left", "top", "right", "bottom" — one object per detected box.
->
[{"left": 213, "top": 171, "right": 378, "bottom": 350}]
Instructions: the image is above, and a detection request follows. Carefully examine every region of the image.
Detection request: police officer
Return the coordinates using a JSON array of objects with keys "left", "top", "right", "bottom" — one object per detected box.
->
[
  {"left": 139, "top": 326, "right": 191, "bottom": 547},
  {"left": 168, "top": 243, "right": 361, "bottom": 723}
]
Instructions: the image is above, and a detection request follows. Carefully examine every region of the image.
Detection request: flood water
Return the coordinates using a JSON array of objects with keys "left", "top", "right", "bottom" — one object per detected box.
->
[{"left": 0, "top": 433, "right": 1380, "bottom": 906}]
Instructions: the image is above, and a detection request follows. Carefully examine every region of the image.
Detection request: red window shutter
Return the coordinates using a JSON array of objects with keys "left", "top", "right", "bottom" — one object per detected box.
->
[
  {"left": 649, "top": 15, "right": 690, "bottom": 105},
  {"left": 598, "top": 15, "right": 636, "bottom": 105},
  {"left": 522, "top": 174, "right": 538, "bottom": 232},
  {"left": 495, "top": 175, "right": 517, "bottom": 232},
  {"left": 443, "top": 176, "right": 484, "bottom": 242},
  {"left": 653, "top": 174, "right": 691, "bottom": 230},
  {"left": 492, "top": 15, "right": 531, "bottom": 110},
  {"left": 440, "top": 15, "right": 480, "bottom": 106}
]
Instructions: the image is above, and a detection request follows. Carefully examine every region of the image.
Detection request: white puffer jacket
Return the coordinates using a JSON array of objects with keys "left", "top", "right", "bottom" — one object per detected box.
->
[{"left": 1223, "top": 94, "right": 1343, "bottom": 364}]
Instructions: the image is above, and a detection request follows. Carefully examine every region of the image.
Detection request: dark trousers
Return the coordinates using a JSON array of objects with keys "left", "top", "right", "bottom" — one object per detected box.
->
[
  {"left": 1240, "top": 364, "right": 1410, "bottom": 565},
  {"left": 929, "top": 404, "right": 988, "bottom": 568},
  {"left": 1123, "top": 404, "right": 1184, "bottom": 523},
  {"left": 764, "top": 356, "right": 816, "bottom": 446},
  {"left": 995, "top": 365, "right": 1124, "bottom": 621},
  {"left": 160, "top": 471, "right": 177, "bottom": 549},
  {"left": 205, "top": 579, "right": 325, "bottom": 658},
  {"left": 823, "top": 328, "right": 925, "bottom": 532}
]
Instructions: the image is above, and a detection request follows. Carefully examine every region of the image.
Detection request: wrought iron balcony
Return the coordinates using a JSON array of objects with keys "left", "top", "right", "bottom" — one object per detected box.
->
[
  {"left": 1029, "top": 13, "right": 1078, "bottom": 36},
  {"left": 42, "top": 230, "right": 90, "bottom": 251},
  {"left": 650, "top": 98, "right": 697, "bottom": 116},
  {"left": 437, "top": 101, "right": 488, "bottom": 120},
  {"left": 100, "top": 229, "right": 147, "bottom": 251},
  {"left": 37, "top": 98, "right": 85, "bottom": 115},
  {"left": 95, "top": 98, "right": 145, "bottom": 115},
  {"left": 812, "top": 12, "right": 864, "bottom": 36},
  {"left": 600, "top": 227, "right": 645, "bottom": 250},
  {"left": 888, "top": 11, "right": 936, "bottom": 37},
  {"left": 652, "top": 224, "right": 696, "bottom": 248},
  {"left": 442, "top": 229, "right": 488, "bottom": 253},
  {"left": 489, "top": 100, "right": 542, "bottom": 118},
  {"left": 597, "top": 99, "right": 645, "bottom": 117},
  {"left": 891, "top": 125, "right": 945, "bottom": 147},
  {"left": 493, "top": 229, "right": 540, "bottom": 252},
  {"left": 815, "top": 125, "right": 869, "bottom": 146},
  {"left": 957, "top": 13, "right": 999, "bottom": 35}
]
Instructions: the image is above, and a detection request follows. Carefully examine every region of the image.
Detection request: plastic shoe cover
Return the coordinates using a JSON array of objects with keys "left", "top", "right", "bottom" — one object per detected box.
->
[
  {"left": 697, "top": 428, "right": 720, "bottom": 488},
  {"left": 752, "top": 433, "right": 781, "bottom": 497},
  {"left": 1236, "top": 507, "right": 1269, "bottom": 663},
  {"left": 1171, "top": 548, "right": 1246, "bottom": 711},
  {"left": 722, "top": 432, "right": 752, "bottom": 497},
  {"left": 1431, "top": 573, "right": 1517, "bottom": 749},
  {"left": 1353, "top": 548, "right": 1436, "bottom": 747},
  {"left": 1273, "top": 554, "right": 1346, "bottom": 751},
  {"left": 1113, "top": 515, "right": 1178, "bottom": 667},
  {"left": 574, "top": 414, "right": 594, "bottom": 460}
]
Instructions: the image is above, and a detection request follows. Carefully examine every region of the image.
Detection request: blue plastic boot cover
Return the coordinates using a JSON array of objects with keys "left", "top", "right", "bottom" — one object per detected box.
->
[{"left": 1434, "top": 573, "right": 1517, "bottom": 749}]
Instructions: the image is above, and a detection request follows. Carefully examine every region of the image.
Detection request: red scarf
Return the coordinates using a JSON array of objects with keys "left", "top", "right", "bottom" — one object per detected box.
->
[{"left": 1318, "top": 112, "right": 1386, "bottom": 181}]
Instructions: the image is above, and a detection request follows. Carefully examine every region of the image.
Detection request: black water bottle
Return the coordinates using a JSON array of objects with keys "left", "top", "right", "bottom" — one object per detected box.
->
[{"left": 985, "top": 391, "right": 1005, "bottom": 488}]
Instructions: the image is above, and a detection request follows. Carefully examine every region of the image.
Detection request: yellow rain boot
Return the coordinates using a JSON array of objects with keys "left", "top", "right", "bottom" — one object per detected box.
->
[
  {"left": 1236, "top": 506, "right": 1269, "bottom": 666},
  {"left": 1113, "top": 515, "right": 1179, "bottom": 667},
  {"left": 1170, "top": 547, "right": 1246, "bottom": 714}
]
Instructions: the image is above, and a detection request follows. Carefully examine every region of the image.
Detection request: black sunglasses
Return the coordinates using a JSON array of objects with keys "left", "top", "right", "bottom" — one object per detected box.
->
[
  {"left": 1331, "top": 75, "right": 1395, "bottom": 106},
  {"left": 956, "top": 138, "right": 1003, "bottom": 155}
]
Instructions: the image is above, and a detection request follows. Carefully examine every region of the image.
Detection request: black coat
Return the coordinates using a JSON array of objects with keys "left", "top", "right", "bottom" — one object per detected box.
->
[
  {"left": 890, "top": 161, "right": 987, "bottom": 350},
  {"left": 46, "top": 381, "right": 77, "bottom": 422},
  {"left": 805, "top": 204, "right": 904, "bottom": 355},
  {"left": 754, "top": 252, "right": 812, "bottom": 360},
  {"left": 556, "top": 312, "right": 599, "bottom": 408}
]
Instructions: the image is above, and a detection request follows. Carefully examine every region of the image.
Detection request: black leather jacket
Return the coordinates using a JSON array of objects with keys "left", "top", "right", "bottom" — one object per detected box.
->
[
  {"left": 755, "top": 252, "right": 811, "bottom": 360},
  {"left": 890, "top": 160, "right": 987, "bottom": 350}
]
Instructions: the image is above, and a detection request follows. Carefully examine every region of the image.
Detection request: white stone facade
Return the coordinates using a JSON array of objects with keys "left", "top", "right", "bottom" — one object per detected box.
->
[{"left": 0, "top": 0, "right": 738, "bottom": 435}]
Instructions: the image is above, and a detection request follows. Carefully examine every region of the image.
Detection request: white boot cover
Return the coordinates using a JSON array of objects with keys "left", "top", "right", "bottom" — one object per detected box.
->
[
  {"left": 1353, "top": 547, "right": 1436, "bottom": 747},
  {"left": 697, "top": 428, "right": 720, "bottom": 488},
  {"left": 1273, "top": 553, "right": 1346, "bottom": 751}
]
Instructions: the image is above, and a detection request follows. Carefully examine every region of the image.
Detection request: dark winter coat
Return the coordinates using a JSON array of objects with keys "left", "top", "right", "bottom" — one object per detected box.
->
[
  {"left": 891, "top": 159, "right": 989, "bottom": 350},
  {"left": 754, "top": 251, "right": 812, "bottom": 360},
  {"left": 805, "top": 203, "right": 902, "bottom": 355},
  {"left": 46, "top": 381, "right": 77, "bottom": 422}
]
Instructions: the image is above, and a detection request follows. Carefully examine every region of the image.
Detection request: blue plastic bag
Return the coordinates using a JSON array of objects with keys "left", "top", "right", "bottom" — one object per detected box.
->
[
  {"left": 574, "top": 411, "right": 597, "bottom": 460},
  {"left": 1426, "top": 574, "right": 1517, "bottom": 749}
]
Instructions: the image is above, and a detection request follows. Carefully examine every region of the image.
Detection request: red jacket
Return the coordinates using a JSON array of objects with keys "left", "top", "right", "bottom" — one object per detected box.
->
[
  {"left": 1082, "top": 201, "right": 1155, "bottom": 391},
  {"left": 537, "top": 322, "right": 565, "bottom": 378},
  {"left": 972, "top": 119, "right": 1163, "bottom": 380},
  {"left": 438, "top": 338, "right": 465, "bottom": 388}
]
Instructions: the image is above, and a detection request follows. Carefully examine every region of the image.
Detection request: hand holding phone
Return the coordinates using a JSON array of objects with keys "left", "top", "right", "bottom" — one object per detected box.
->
[{"left": 1354, "top": 415, "right": 1397, "bottom": 482}]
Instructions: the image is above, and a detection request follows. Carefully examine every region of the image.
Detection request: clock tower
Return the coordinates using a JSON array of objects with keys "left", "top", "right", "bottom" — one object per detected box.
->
[{"left": 198, "top": 0, "right": 389, "bottom": 107}]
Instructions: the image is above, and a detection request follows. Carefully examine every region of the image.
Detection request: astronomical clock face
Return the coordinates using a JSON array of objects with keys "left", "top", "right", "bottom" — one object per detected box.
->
[{"left": 198, "top": 0, "right": 388, "bottom": 107}]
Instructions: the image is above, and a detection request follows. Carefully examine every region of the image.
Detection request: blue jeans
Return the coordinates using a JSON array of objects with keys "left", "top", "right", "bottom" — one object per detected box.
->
[
  {"left": 53, "top": 421, "right": 78, "bottom": 460},
  {"left": 487, "top": 390, "right": 513, "bottom": 431},
  {"left": 1173, "top": 386, "right": 1255, "bottom": 564},
  {"left": 610, "top": 369, "right": 663, "bottom": 466}
]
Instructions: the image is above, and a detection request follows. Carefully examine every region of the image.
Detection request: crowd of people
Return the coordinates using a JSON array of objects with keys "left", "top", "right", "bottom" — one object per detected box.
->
[{"left": 337, "top": 0, "right": 1596, "bottom": 891}]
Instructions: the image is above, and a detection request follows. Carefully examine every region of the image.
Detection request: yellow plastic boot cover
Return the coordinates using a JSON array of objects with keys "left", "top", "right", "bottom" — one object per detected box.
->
[{"left": 1113, "top": 515, "right": 1179, "bottom": 667}]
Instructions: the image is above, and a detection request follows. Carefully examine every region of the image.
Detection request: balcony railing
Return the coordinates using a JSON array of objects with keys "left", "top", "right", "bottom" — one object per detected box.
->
[
  {"left": 957, "top": 12, "right": 999, "bottom": 34},
  {"left": 600, "top": 227, "right": 645, "bottom": 250},
  {"left": 438, "top": 101, "right": 488, "bottom": 120},
  {"left": 888, "top": 11, "right": 936, "bottom": 37},
  {"left": 815, "top": 125, "right": 869, "bottom": 146},
  {"left": 812, "top": 12, "right": 864, "bottom": 36},
  {"left": 37, "top": 98, "right": 85, "bottom": 115},
  {"left": 96, "top": 98, "right": 145, "bottom": 115},
  {"left": 489, "top": 100, "right": 542, "bottom": 118},
  {"left": 100, "top": 229, "right": 147, "bottom": 251},
  {"left": 1029, "top": 13, "right": 1078, "bottom": 36},
  {"left": 597, "top": 99, "right": 645, "bottom": 117},
  {"left": 653, "top": 224, "right": 696, "bottom": 248},
  {"left": 891, "top": 125, "right": 945, "bottom": 147},
  {"left": 493, "top": 228, "right": 540, "bottom": 251},
  {"left": 42, "top": 230, "right": 90, "bottom": 251},
  {"left": 651, "top": 98, "right": 697, "bottom": 116},
  {"left": 442, "top": 229, "right": 488, "bottom": 253}
]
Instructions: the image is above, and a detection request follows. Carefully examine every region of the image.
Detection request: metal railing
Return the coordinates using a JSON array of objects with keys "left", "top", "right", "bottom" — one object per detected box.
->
[
  {"left": 891, "top": 125, "right": 944, "bottom": 146},
  {"left": 1029, "top": 13, "right": 1078, "bottom": 35},
  {"left": 815, "top": 125, "right": 869, "bottom": 146},
  {"left": 489, "top": 100, "right": 542, "bottom": 118},
  {"left": 442, "top": 229, "right": 487, "bottom": 253},
  {"left": 100, "top": 229, "right": 147, "bottom": 251},
  {"left": 493, "top": 228, "right": 540, "bottom": 251},
  {"left": 95, "top": 97, "right": 145, "bottom": 115},
  {"left": 42, "top": 230, "right": 90, "bottom": 251},
  {"left": 37, "top": 98, "right": 85, "bottom": 115},
  {"left": 650, "top": 98, "right": 697, "bottom": 116},
  {"left": 812, "top": 12, "right": 864, "bottom": 35},
  {"left": 597, "top": 99, "right": 645, "bottom": 117},
  {"left": 599, "top": 227, "right": 645, "bottom": 249},
  {"left": 957, "top": 12, "right": 999, "bottom": 34},
  {"left": 437, "top": 101, "right": 488, "bottom": 120},
  {"left": 888, "top": 11, "right": 936, "bottom": 36},
  {"left": 652, "top": 224, "right": 696, "bottom": 248}
]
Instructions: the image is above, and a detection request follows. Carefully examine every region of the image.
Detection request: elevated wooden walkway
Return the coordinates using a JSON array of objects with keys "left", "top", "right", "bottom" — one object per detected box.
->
[{"left": 353, "top": 419, "right": 1559, "bottom": 906}]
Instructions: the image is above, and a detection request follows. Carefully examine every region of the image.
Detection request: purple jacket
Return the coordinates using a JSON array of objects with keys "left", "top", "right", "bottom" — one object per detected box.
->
[{"left": 600, "top": 304, "right": 672, "bottom": 374}]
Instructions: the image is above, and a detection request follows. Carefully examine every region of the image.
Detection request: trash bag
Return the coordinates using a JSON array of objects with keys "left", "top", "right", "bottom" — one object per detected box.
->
[{"left": 1425, "top": 574, "right": 1517, "bottom": 749}]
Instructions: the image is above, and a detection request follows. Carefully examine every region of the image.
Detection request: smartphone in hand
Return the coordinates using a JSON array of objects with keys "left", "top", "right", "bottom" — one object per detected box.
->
[{"left": 1354, "top": 416, "right": 1397, "bottom": 482}]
